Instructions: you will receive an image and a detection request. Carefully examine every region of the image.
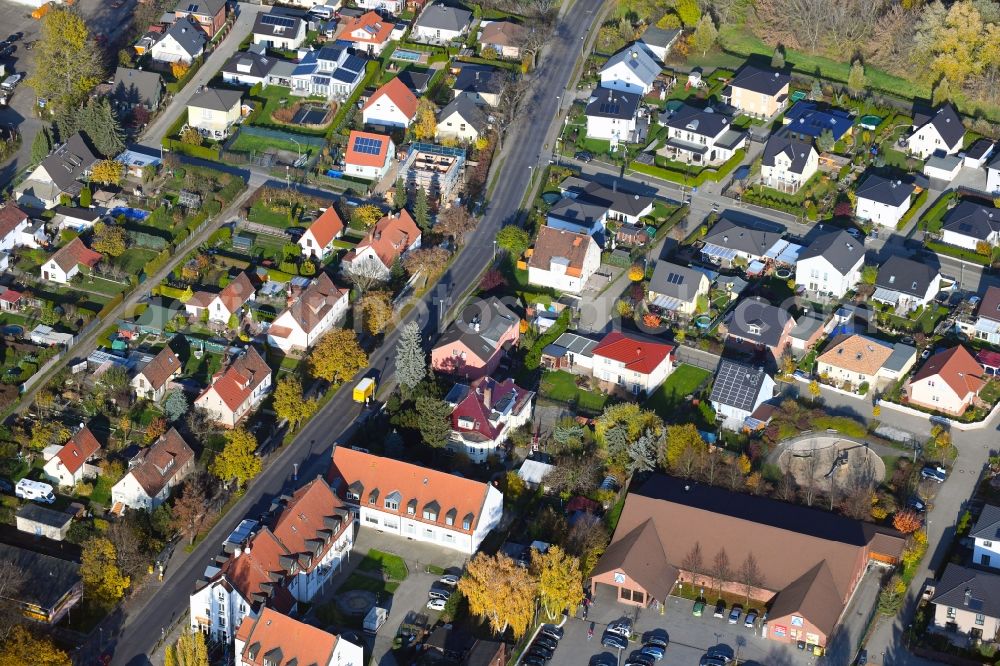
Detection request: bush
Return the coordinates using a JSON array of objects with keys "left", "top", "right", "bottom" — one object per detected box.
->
[
  {"left": 524, "top": 310, "right": 571, "bottom": 370},
  {"left": 925, "top": 240, "right": 990, "bottom": 266},
  {"left": 895, "top": 189, "right": 928, "bottom": 231}
]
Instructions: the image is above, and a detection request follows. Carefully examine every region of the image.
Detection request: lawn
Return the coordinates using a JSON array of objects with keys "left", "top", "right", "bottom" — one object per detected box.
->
[
  {"left": 77, "top": 275, "right": 128, "bottom": 297},
  {"left": 229, "top": 130, "right": 313, "bottom": 157},
  {"left": 248, "top": 85, "right": 332, "bottom": 137},
  {"left": 920, "top": 192, "right": 958, "bottom": 233},
  {"left": 339, "top": 572, "right": 400, "bottom": 596},
  {"left": 645, "top": 364, "right": 713, "bottom": 421},
  {"left": 357, "top": 549, "right": 409, "bottom": 581},
  {"left": 113, "top": 248, "right": 159, "bottom": 276},
  {"left": 249, "top": 201, "right": 296, "bottom": 229},
  {"left": 980, "top": 379, "right": 1000, "bottom": 406},
  {"left": 539, "top": 370, "right": 611, "bottom": 414}
]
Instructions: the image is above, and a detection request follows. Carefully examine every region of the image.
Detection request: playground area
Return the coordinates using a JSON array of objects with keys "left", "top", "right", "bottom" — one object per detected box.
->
[{"left": 777, "top": 434, "right": 885, "bottom": 492}]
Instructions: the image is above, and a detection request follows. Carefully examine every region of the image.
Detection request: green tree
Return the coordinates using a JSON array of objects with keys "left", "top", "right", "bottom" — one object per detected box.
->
[
  {"left": 673, "top": 0, "right": 701, "bottom": 26},
  {"left": 416, "top": 395, "right": 452, "bottom": 447},
  {"left": 30, "top": 127, "right": 53, "bottom": 164},
  {"left": 79, "top": 99, "right": 125, "bottom": 157},
  {"left": 413, "top": 187, "right": 430, "bottom": 232},
  {"left": 210, "top": 427, "right": 262, "bottom": 489},
  {"left": 816, "top": 128, "right": 835, "bottom": 153},
  {"left": 80, "top": 537, "right": 131, "bottom": 608},
  {"left": 861, "top": 265, "right": 878, "bottom": 285},
  {"left": 27, "top": 8, "right": 103, "bottom": 111},
  {"left": 496, "top": 225, "right": 531, "bottom": 256},
  {"left": 91, "top": 222, "right": 127, "bottom": 257},
  {"left": 273, "top": 376, "right": 318, "bottom": 430},
  {"left": 847, "top": 60, "right": 867, "bottom": 97},
  {"left": 395, "top": 321, "right": 426, "bottom": 392},
  {"left": 689, "top": 14, "right": 718, "bottom": 56},
  {"left": 163, "top": 390, "right": 188, "bottom": 422},
  {"left": 394, "top": 177, "right": 407, "bottom": 210},
  {"left": 662, "top": 423, "right": 707, "bottom": 475},
  {"left": 771, "top": 46, "right": 785, "bottom": 69},
  {"left": 79, "top": 184, "right": 91, "bottom": 207}
]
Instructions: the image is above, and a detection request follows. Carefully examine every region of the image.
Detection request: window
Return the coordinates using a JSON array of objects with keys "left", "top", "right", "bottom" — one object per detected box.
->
[
  {"left": 219, "top": 617, "right": 226, "bottom": 628},
  {"left": 365, "top": 515, "right": 378, "bottom": 524},
  {"left": 346, "top": 491, "right": 360, "bottom": 501},
  {"left": 976, "top": 614, "right": 985, "bottom": 626},
  {"left": 445, "top": 514, "right": 454, "bottom": 526},
  {"left": 947, "top": 607, "right": 956, "bottom": 619},
  {"left": 385, "top": 499, "right": 399, "bottom": 510},
  {"left": 424, "top": 528, "right": 434, "bottom": 538},
  {"left": 985, "top": 541, "right": 993, "bottom": 547}
]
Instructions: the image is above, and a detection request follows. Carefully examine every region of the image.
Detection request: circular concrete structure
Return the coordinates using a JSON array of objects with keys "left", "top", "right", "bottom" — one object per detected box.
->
[
  {"left": 776, "top": 434, "right": 885, "bottom": 491},
  {"left": 337, "top": 589, "right": 376, "bottom": 616}
]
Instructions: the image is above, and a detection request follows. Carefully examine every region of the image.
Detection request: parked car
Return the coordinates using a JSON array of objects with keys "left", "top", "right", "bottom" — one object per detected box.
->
[
  {"left": 626, "top": 655, "right": 654, "bottom": 666},
  {"left": 528, "top": 645, "right": 553, "bottom": 660},
  {"left": 921, "top": 465, "right": 947, "bottom": 483},
  {"left": 426, "top": 598, "right": 446, "bottom": 611},
  {"left": 907, "top": 497, "right": 926, "bottom": 512},
  {"left": 437, "top": 575, "right": 459, "bottom": 586},
  {"left": 857, "top": 649, "right": 868, "bottom": 665},
  {"left": 744, "top": 610, "right": 758, "bottom": 628},
  {"left": 713, "top": 600, "right": 726, "bottom": 619},
  {"left": 522, "top": 655, "right": 546, "bottom": 666},
  {"left": 703, "top": 648, "right": 732, "bottom": 663},
  {"left": 692, "top": 599, "right": 705, "bottom": 616},
  {"left": 639, "top": 645, "right": 665, "bottom": 661},
  {"left": 574, "top": 150, "right": 593, "bottom": 163},
  {"left": 728, "top": 606, "right": 742, "bottom": 624},
  {"left": 602, "top": 633, "right": 629, "bottom": 650},
  {"left": 607, "top": 620, "right": 632, "bottom": 637},
  {"left": 428, "top": 588, "right": 452, "bottom": 601},
  {"left": 533, "top": 635, "right": 557, "bottom": 651},
  {"left": 644, "top": 636, "right": 668, "bottom": 649},
  {"left": 539, "top": 624, "right": 563, "bottom": 641}
]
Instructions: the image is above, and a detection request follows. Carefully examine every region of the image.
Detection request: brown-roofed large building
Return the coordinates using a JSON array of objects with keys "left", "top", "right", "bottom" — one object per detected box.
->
[
  {"left": 41, "top": 237, "right": 102, "bottom": 284},
  {"left": 111, "top": 428, "right": 195, "bottom": 511},
  {"left": 526, "top": 227, "right": 601, "bottom": 294},
  {"left": 299, "top": 207, "right": 345, "bottom": 261},
  {"left": 131, "top": 344, "right": 182, "bottom": 402},
  {"left": 341, "top": 209, "right": 422, "bottom": 280},
  {"left": 592, "top": 474, "right": 905, "bottom": 650},
  {"left": 479, "top": 20, "right": 527, "bottom": 59},
  {"left": 234, "top": 608, "right": 364, "bottom": 666},
  {"left": 195, "top": 347, "right": 272, "bottom": 427},
  {"left": 266, "top": 273, "right": 349, "bottom": 353},
  {"left": 328, "top": 447, "right": 503, "bottom": 554},
  {"left": 190, "top": 477, "right": 355, "bottom": 644},
  {"left": 906, "top": 345, "right": 986, "bottom": 416},
  {"left": 43, "top": 426, "right": 101, "bottom": 487}
]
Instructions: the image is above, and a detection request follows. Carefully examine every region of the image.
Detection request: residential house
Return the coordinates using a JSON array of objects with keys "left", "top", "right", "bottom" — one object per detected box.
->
[
  {"left": 343, "top": 130, "right": 394, "bottom": 181},
  {"left": 0, "top": 204, "right": 29, "bottom": 252},
  {"left": 411, "top": 3, "right": 473, "bottom": 43},
  {"left": 585, "top": 87, "right": 641, "bottom": 143},
  {"left": 299, "top": 207, "right": 345, "bottom": 260},
  {"left": 252, "top": 12, "right": 307, "bottom": 50},
  {"left": 709, "top": 359, "right": 776, "bottom": 431},
  {"left": 173, "top": 0, "right": 228, "bottom": 38},
  {"left": 929, "top": 564, "right": 1000, "bottom": 643},
  {"left": 700, "top": 217, "right": 783, "bottom": 267},
  {"left": 722, "top": 64, "right": 790, "bottom": 118},
  {"left": 559, "top": 176, "right": 654, "bottom": 225},
  {"left": 479, "top": 20, "right": 526, "bottom": 59},
  {"left": 116, "top": 145, "right": 163, "bottom": 179},
  {"left": 190, "top": 478, "right": 355, "bottom": 643},
  {"left": 987, "top": 152, "right": 1000, "bottom": 195},
  {"left": 591, "top": 474, "right": 905, "bottom": 649},
  {"left": 111, "top": 428, "right": 196, "bottom": 511},
  {"left": 647, "top": 260, "right": 709, "bottom": 317},
  {"left": 52, "top": 206, "right": 103, "bottom": 232},
  {"left": 817, "top": 334, "right": 917, "bottom": 391},
  {"left": 789, "top": 311, "right": 826, "bottom": 354},
  {"left": 637, "top": 25, "right": 680, "bottom": 63},
  {"left": 267, "top": 273, "right": 349, "bottom": 352},
  {"left": 453, "top": 65, "right": 506, "bottom": 107},
  {"left": 221, "top": 49, "right": 278, "bottom": 87},
  {"left": 600, "top": 45, "right": 660, "bottom": 95},
  {"left": 328, "top": 447, "right": 504, "bottom": 554},
  {"left": 234, "top": 609, "right": 364, "bottom": 666},
  {"left": 15, "top": 504, "right": 72, "bottom": 541},
  {"left": 194, "top": 347, "right": 273, "bottom": 427},
  {"left": 290, "top": 46, "right": 367, "bottom": 101},
  {"left": 186, "top": 271, "right": 256, "bottom": 325},
  {"left": 431, "top": 297, "right": 519, "bottom": 380},
  {"left": 906, "top": 345, "right": 985, "bottom": 416},
  {"left": 362, "top": 77, "right": 418, "bottom": 128},
  {"left": 968, "top": 286, "right": 1000, "bottom": 345},
  {"left": 855, "top": 174, "right": 915, "bottom": 229},
  {"left": 150, "top": 16, "right": 207, "bottom": 64},
  {"left": 436, "top": 94, "right": 489, "bottom": 143},
  {"left": 398, "top": 143, "right": 466, "bottom": 203},
  {"left": 111, "top": 67, "right": 164, "bottom": 111},
  {"left": 445, "top": 377, "right": 534, "bottom": 462},
  {"left": 722, "top": 297, "right": 795, "bottom": 363},
  {"left": 760, "top": 134, "right": 818, "bottom": 192},
  {"left": 131, "top": 345, "right": 181, "bottom": 401},
  {"left": 546, "top": 196, "right": 609, "bottom": 237},
  {"left": 780, "top": 101, "right": 853, "bottom": 143},
  {"left": 872, "top": 255, "right": 940, "bottom": 313},
  {"left": 338, "top": 11, "right": 395, "bottom": 55},
  {"left": 0, "top": 543, "right": 82, "bottom": 625},
  {"left": 795, "top": 229, "right": 864, "bottom": 298},
  {"left": 41, "top": 238, "right": 102, "bottom": 284},
  {"left": 526, "top": 226, "right": 601, "bottom": 294},
  {"left": 972, "top": 504, "right": 1000, "bottom": 569},
  {"left": 964, "top": 138, "right": 994, "bottom": 169},
  {"left": 15, "top": 132, "right": 99, "bottom": 209},
  {"left": 540, "top": 331, "right": 600, "bottom": 373},
  {"left": 43, "top": 426, "right": 101, "bottom": 488},
  {"left": 397, "top": 68, "right": 433, "bottom": 95},
  {"left": 187, "top": 88, "right": 243, "bottom": 139},
  {"left": 905, "top": 104, "right": 965, "bottom": 160},
  {"left": 941, "top": 200, "right": 1000, "bottom": 251},
  {"left": 591, "top": 330, "right": 675, "bottom": 396},
  {"left": 661, "top": 104, "right": 746, "bottom": 166},
  {"left": 341, "top": 209, "right": 421, "bottom": 279}
]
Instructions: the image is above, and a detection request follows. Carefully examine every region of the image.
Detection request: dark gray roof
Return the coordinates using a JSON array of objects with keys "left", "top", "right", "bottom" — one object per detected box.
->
[
  {"left": 666, "top": 104, "right": 731, "bottom": 138},
  {"left": 189, "top": 87, "right": 243, "bottom": 112},
  {"left": 161, "top": 15, "right": 207, "bottom": 57},
  {"left": 703, "top": 217, "right": 783, "bottom": 257},
  {"left": 885, "top": 342, "right": 918, "bottom": 373},
  {"left": 435, "top": 297, "right": 518, "bottom": 362},
  {"left": 222, "top": 50, "right": 277, "bottom": 79},
  {"left": 639, "top": 25, "right": 680, "bottom": 49},
  {"left": 41, "top": 132, "right": 100, "bottom": 191},
  {"left": 454, "top": 65, "right": 506, "bottom": 96},
  {"left": 941, "top": 200, "right": 1000, "bottom": 242},
  {"left": 971, "top": 504, "right": 1000, "bottom": 541},
  {"left": 333, "top": 55, "right": 367, "bottom": 82},
  {"left": 649, "top": 261, "right": 706, "bottom": 302},
  {"left": 965, "top": 138, "right": 994, "bottom": 160},
  {"left": 856, "top": 174, "right": 915, "bottom": 207},
  {"left": 550, "top": 332, "right": 600, "bottom": 357},
  {"left": 875, "top": 255, "right": 939, "bottom": 298},
  {"left": 762, "top": 133, "right": 813, "bottom": 175},
  {"left": 253, "top": 11, "right": 304, "bottom": 38},
  {"left": 585, "top": 86, "right": 641, "bottom": 120},
  {"left": 726, "top": 297, "right": 794, "bottom": 348},
  {"left": 415, "top": 3, "right": 472, "bottom": 31},
  {"left": 797, "top": 230, "right": 864, "bottom": 275},
  {"left": 789, "top": 311, "right": 824, "bottom": 342},
  {"left": 730, "top": 64, "right": 790, "bottom": 96},
  {"left": 111, "top": 67, "right": 163, "bottom": 108},
  {"left": 438, "top": 94, "right": 489, "bottom": 132},
  {"left": 173, "top": 0, "right": 226, "bottom": 16},
  {"left": 15, "top": 504, "right": 72, "bottom": 529},
  {"left": 397, "top": 68, "right": 432, "bottom": 93},
  {"left": 54, "top": 205, "right": 102, "bottom": 221},
  {"left": 548, "top": 197, "right": 608, "bottom": 230},
  {"left": 920, "top": 104, "right": 965, "bottom": 148},
  {"left": 710, "top": 359, "right": 771, "bottom": 411},
  {"left": 931, "top": 564, "right": 1000, "bottom": 619},
  {"left": 0, "top": 542, "right": 81, "bottom": 613},
  {"left": 567, "top": 178, "right": 653, "bottom": 217}
]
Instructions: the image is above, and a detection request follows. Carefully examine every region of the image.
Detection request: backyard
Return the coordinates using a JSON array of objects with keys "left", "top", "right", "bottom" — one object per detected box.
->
[{"left": 538, "top": 370, "right": 611, "bottom": 414}]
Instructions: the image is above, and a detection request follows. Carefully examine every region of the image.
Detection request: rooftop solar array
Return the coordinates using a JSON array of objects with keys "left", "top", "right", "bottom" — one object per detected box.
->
[
  {"left": 710, "top": 360, "right": 764, "bottom": 411},
  {"left": 353, "top": 136, "right": 384, "bottom": 155},
  {"left": 261, "top": 14, "right": 298, "bottom": 28},
  {"left": 599, "top": 102, "right": 621, "bottom": 115}
]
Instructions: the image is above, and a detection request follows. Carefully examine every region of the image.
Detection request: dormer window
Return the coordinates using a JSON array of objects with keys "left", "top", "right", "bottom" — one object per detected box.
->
[
  {"left": 423, "top": 500, "right": 440, "bottom": 522},
  {"left": 407, "top": 499, "right": 417, "bottom": 515},
  {"left": 445, "top": 508, "right": 457, "bottom": 526},
  {"left": 747, "top": 323, "right": 761, "bottom": 335},
  {"left": 462, "top": 512, "right": 474, "bottom": 530},
  {"left": 385, "top": 490, "right": 400, "bottom": 511}
]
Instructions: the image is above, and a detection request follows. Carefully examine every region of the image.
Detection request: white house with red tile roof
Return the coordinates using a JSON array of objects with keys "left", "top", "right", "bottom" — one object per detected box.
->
[
  {"left": 41, "top": 238, "right": 102, "bottom": 284},
  {"left": 111, "top": 428, "right": 195, "bottom": 511},
  {"left": 445, "top": 377, "right": 534, "bottom": 463},
  {"left": 341, "top": 209, "right": 421, "bottom": 279},
  {"left": 195, "top": 347, "right": 272, "bottom": 427},
  {"left": 267, "top": 273, "right": 349, "bottom": 352},
  {"left": 0, "top": 289, "right": 23, "bottom": 312},
  {"left": 43, "top": 426, "right": 101, "bottom": 487},
  {"left": 344, "top": 130, "right": 395, "bottom": 181},
  {"left": 328, "top": 447, "right": 503, "bottom": 554},
  {"left": 299, "top": 208, "right": 345, "bottom": 260},
  {"left": 235, "top": 608, "right": 364, "bottom": 666},
  {"left": 185, "top": 272, "right": 257, "bottom": 324},
  {"left": 591, "top": 331, "right": 675, "bottom": 396},
  {"left": 0, "top": 204, "right": 29, "bottom": 252},
  {"left": 131, "top": 345, "right": 182, "bottom": 402},
  {"left": 338, "top": 11, "right": 395, "bottom": 55},
  {"left": 363, "top": 77, "right": 419, "bottom": 128},
  {"left": 906, "top": 345, "right": 986, "bottom": 416}
]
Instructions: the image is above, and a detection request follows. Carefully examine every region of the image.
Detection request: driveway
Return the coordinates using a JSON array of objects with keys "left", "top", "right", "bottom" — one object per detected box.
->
[{"left": 822, "top": 566, "right": 885, "bottom": 666}]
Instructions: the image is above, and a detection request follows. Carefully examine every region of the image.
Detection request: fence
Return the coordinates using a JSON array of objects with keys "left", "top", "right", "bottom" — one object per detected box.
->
[{"left": 19, "top": 318, "right": 99, "bottom": 395}]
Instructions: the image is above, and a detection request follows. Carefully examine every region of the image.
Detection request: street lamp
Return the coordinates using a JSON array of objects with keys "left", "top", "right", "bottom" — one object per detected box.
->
[{"left": 290, "top": 137, "right": 302, "bottom": 164}]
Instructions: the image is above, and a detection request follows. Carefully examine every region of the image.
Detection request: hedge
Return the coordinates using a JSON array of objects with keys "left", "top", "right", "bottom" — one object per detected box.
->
[
  {"left": 919, "top": 191, "right": 957, "bottom": 233},
  {"left": 165, "top": 56, "right": 205, "bottom": 94},
  {"left": 630, "top": 149, "right": 746, "bottom": 187},
  {"left": 144, "top": 248, "right": 172, "bottom": 276},
  {"left": 896, "top": 189, "right": 928, "bottom": 231},
  {"left": 523, "top": 310, "right": 571, "bottom": 370},
  {"left": 925, "top": 240, "right": 991, "bottom": 266},
  {"left": 162, "top": 139, "right": 222, "bottom": 161}
]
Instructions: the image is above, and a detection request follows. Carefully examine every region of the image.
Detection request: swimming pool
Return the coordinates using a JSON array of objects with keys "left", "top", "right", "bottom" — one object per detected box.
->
[
  {"left": 110, "top": 206, "right": 150, "bottom": 221},
  {"left": 391, "top": 49, "right": 424, "bottom": 63}
]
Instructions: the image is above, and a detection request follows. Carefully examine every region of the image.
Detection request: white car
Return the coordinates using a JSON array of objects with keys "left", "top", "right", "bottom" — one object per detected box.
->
[
  {"left": 438, "top": 575, "right": 459, "bottom": 586},
  {"left": 426, "top": 598, "right": 447, "bottom": 611}
]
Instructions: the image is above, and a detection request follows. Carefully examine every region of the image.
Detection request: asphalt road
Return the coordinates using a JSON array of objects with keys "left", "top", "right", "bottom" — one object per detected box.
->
[{"left": 105, "top": 0, "right": 606, "bottom": 663}]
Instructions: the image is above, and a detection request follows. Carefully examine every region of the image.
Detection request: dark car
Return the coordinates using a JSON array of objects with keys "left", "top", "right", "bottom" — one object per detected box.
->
[
  {"left": 533, "top": 635, "right": 557, "bottom": 650},
  {"left": 7, "top": 33, "right": 21, "bottom": 43},
  {"left": 528, "top": 645, "right": 553, "bottom": 660},
  {"left": 602, "top": 633, "right": 628, "bottom": 650},
  {"left": 744, "top": 610, "right": 758, "bottom": 627},
  {"left": 713, "top": 600, "right": 726, "bottom": 618},
  {"left": 574, "top": 150, "right": 593, "bottom": 162},
  {"left": 522, "top": 655, "right": 546, "bottom": 666},
  {"left": 539, "top": 624, "right": 564, "bottom": 640},
  {"left": 857, "top": 649, "right": 868, "bottom": 665},
  {"left": 626, "top": 656, "right": 654, "bottom": 666},
  {"left": 921, "top": 465, "right": 947, "bottom": 483},
  {"left": 644, "top": 636, "right": 668, "bottom": 649},
  {"left": 907, "top": 497, "right": 926, "bottom": 512},
  {"left": 728, "top": 606, "right": 742, "bottom": 624},
  {"left": 639, "top": 645, "right": 665, "bottom": 661},
  {"left": 0, "top": 477, "right": 12, "bottom": 494}
]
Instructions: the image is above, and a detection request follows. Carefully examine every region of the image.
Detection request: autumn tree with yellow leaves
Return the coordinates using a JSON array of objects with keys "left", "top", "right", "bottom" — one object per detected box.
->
[
  {"left": 459, "top": 553, "right": 537, "bottom": 638},
  {"left": 531, "top": 546, "right": 584, "bottom": 620},
  {"left": 80, "top": 537, "right": 131, "bottom": 608}
]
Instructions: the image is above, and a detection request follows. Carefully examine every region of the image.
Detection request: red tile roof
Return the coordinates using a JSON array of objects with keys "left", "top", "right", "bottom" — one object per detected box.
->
[
  {"left": 237, "top": 608, "right": 340, "bottom": 666},
  {"left": 219, "top": 272, "right": 256, "bottom": 316},
  {"left": 127, "top": 428, "right": 195, "bottom": 497},
  {"left": 198, "top": 347, "right": 271, "bottom": 412},
  {"left": 52, "top": 238, "right": 102, "bottom": 273},
  {"left": 351, "top": 209, "right": 421, "bottom": 269},
  {"left": 911, "top": 345, "right": 986, "bottom": 399},
  {"left": 56, "top": 426, "right": 101, "bottom": 475},
  {"left": 271, "top": 477, "right": 353, "bottom": 573},
  {"left": 340, "top": 10, "right": 393, "bottom": 45},
  {"left": 305, "top": 208, "right": 345, "bottom": 249},
  {"left": 592, "top": 331, "right": 674, "bottom": 375},
  {"left": 363, "top": 77, "right": 419, "bottom": 120},
  {"left": 0, "top": 290, "right": 22, "bottom": 304},
  {"left": 139, "top": 345, "right": 181, "bottom": 391},
  {"left": 0, "top": 204, "right": 27, "bottom": 239},
  {"left": 450, "top": 377, "right": 533, "bottom": 442},
  {"left": 216, "top": 528, "right": 295, "bottom": 613},
  {"left": 345, "top": 130, "right": 392, "bottom": 168}
]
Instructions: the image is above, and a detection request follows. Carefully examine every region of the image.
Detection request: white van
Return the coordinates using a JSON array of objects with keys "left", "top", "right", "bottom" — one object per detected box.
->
[
  {"left": 308, "top": 5, "right": 335, "bottom": 19},
  {"left": 15, "top": 478, "right": 56, "bottom": 504}
]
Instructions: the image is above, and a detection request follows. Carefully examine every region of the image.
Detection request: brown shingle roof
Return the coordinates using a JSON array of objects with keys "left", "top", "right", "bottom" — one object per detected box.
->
[
  {"left": 305, "top": 208, "right": 345, "bottom": 249},
  {"left": 0, "top": 204, "right": 27, "bottom": 239},
  {"left": 127, "top": 428, "right": 195, "bottom": 497},
  {"left": 527, "top": 227, "right": 593, "bottom": 277},
  {"left": 55, "top": 426, "right": 101, "bottom": 475},
  {"left": 353, "top": 209, "right": 421, "bottom": 269},
  {"left": 817, "top": 334, "right": 894, "bottom": 376},
  {"left": 910, "top": 345, "right": 985, "bottom": 399},
  {"left": 766, "top": 561, "right": 843, "bottom": 637},
  {"left": 197, "top": 347, "right": 271, "bottom": 412},
  {"left": 480, "top": 20, "right": 526, "bottom": 47},
  {"left": 138, "top": 345, "right": 181, "bottom": 391},
  {"left": 590, "top": 518, "right": 676, "bottom": 602},
  {"left": 219, "top": 272, "right": 256, "bottom": 315},
  {"left": 51, "top": 238, "right": 102, "bottom": 273},
  {"left": 273, "top": 272, "right": 348, "bottom": 338}
]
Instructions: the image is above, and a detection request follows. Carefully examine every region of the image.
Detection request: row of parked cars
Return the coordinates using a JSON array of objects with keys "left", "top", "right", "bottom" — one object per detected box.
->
[
  {"left": 598, "top": 619, "right": 668, "bottom": 666},
  {"left": 522, "top": 624, "right": 564, "bottom": 666},
  {"left": 425, "top": 574, "right": 459, "bottom": 611}
]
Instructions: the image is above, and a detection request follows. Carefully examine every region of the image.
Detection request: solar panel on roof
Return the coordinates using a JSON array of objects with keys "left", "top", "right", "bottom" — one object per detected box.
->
[
  {"left": 599, "top": 102, "right": 621, "bottom": 115},
  {"left": 353, "top": 136, "right": 384, "bottom": 155},
  {"left": 262, "top": 14, "right": 297, "bottom": 28}
]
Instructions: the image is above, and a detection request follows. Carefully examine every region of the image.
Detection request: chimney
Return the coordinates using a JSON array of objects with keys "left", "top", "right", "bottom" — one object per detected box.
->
[
  {"left": 964, "top": 587, "right": 972, "bottom": 606},
  {"left": 483, "top": 384, "right": 492, "bottom": 409},
  {"left": 235, "top": 547, "right": 243, "bottom": 557}
]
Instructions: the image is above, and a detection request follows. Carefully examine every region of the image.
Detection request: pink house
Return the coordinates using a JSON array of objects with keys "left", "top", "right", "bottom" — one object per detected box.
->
[{"left": 431, "top": 297, "right": 520, "bottom": 380}]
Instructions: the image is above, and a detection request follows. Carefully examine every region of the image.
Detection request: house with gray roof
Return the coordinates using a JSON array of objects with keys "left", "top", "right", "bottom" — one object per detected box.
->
[
  {"left": 941, "top": 200, "right": 1000, "bottom": 251},
  {"left": 432, "top": 296, "right": 519, "bottom": 380},
  {"left": 15, "top": 132, "right": 100, "bottom": 209},
  {"left": 150, "top": 15, "right": 207, "bottom": 64},
  {"left": 794, "top": 229, "right": 864, "bottom": 298},
  {"left": 723, "top": 296, "right": 796, "bottom": 363},
  {"left": 929, "top": 564, "right": 1000, "bottom": 644},
  {"left": 15, "top": 504, "right": 72, "bottom": 541},
  {"left": 701, "top": 217, "right": 784, "bottom": 267},
  {"left": 412, "top": 3, "right": 473, "bottom": 43},
  {"left": 723, "top": 64, "right": 790, "bottom": 117},
  {"left": 647, "top": 260, "right": 709, "bottom": 317},
  {"left": 600, "top": 44, "right": 660, "bottom": 95},
  {"left": 661, "top": 104, "right": 746, "bottom": 166},
  {"left": 221, "top": 49, "right": 278, "bottom": 87},
  {"left": 541, "top": 332, "right": 601, "bottom": 373},
  {"left": 453, "top": 65, "right": 506, "bottom": 106},
  {"left": 709, "top": 359, "right": 776, "bottom": 431},
  {"left": 638, "top": 25, "right": 680, "bottom": 63},
  {"left": 585, "top": 86, "right": 642, "bottom": 142},
  {"left": 111, "top": 67, "right": 164, "bottom": 111},
  {"left": 761, "top": 133, "right": 818, "bottom": 192},
  {"left": 855, "top": 174, "right": 915, "bottom": 229},
  {"left": 906, "top": 103, "right": 965, "bottom": 160},
  {"left": 437, "top": 94, "right": 490, "bottom": 143},
  {"left": 547, "top": 196, "right": 609, "bottom": 238},
  {"left": 872, "top": 255, "right": 940, "bottom": 314},
  {"left": 0, "top": 542, "right": 82, "bottom": 624},
  {"left": 187, "top": 88, "right": 243, "bottom": 138},
  {"left": 252, "top": 11, "right": 307, "bottom": 51},
  {"left": 560, "top": 176, "right": 654, "bottom": 225},
  {"left": 972, "top": 504, "right": 1000, "bottom": 569}
]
